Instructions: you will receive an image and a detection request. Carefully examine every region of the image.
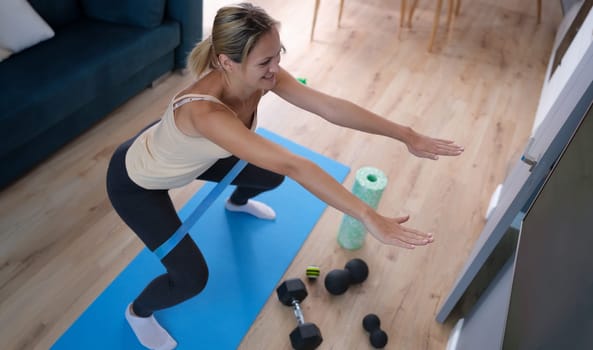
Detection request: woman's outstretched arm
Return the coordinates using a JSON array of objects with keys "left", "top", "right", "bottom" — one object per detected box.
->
[
  {"left": 272, "top": 67, "right": 464, "bottom": 160},
  {"left": 178, "top": 101, "right": 433, "bottom": 249}
]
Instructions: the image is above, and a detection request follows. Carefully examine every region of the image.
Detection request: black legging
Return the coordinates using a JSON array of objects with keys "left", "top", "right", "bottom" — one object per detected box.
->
[{"left": 106, "top": 133, "right": 284, "bottom": 317}]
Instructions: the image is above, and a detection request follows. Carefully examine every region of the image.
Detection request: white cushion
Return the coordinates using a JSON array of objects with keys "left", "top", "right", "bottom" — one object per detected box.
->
[
  {"left": 0, "top": 0, "right": 55, "bottom": 53},
  {"left": 0, "top": 46, "right": 13, "bottom": 62}
]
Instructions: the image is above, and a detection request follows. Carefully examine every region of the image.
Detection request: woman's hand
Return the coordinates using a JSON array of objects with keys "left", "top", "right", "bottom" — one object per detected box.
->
[
  {"left": 405, "top": 129, "right": 464, "bottom": 160},
  {"left": 363, "top": 211, "right": 434, "bottom": 249}
]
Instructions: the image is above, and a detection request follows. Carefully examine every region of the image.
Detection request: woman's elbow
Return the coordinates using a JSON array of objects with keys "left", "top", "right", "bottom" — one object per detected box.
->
[{"left": 276, "top": 156, "right": 314, "bottom": 181}]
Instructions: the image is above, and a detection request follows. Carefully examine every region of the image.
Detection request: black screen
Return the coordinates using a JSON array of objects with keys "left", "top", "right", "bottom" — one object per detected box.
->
[{"left": 502, "top": 102, "right": 593, "bottom": 350}]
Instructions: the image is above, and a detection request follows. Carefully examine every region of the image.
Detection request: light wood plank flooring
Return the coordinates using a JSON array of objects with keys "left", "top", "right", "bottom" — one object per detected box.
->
[{"left": 0, "top": 0, "right": 562, "bottom": 349}]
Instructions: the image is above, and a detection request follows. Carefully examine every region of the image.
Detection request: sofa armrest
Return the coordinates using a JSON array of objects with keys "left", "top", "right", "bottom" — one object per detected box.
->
[{"left": 166, "top": 0, "right": 203, "bottom": 69}]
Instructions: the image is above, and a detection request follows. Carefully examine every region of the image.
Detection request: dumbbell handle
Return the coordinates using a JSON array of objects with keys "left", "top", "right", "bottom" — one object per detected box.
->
[{"left": 291, "top": 300, "right": 305, "bottom": 325}]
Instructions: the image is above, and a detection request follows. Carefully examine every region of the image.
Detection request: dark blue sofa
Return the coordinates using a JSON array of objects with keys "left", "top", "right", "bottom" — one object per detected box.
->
[{"left": 0, "top": 0, "right": 202, "bottom": 189}]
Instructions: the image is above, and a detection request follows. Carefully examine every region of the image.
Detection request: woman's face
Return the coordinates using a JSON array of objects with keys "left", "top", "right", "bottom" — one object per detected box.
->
[{"left": 240, "top": 28, "right": 282, "bottom": 90}]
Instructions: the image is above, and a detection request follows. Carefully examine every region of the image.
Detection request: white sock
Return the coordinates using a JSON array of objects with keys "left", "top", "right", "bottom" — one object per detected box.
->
[
  {"left": 125, "top": 304, "right": 177, "bottom": 350},
  {"left": 225, "top": 199, "right": 276, "bottom": 220}
]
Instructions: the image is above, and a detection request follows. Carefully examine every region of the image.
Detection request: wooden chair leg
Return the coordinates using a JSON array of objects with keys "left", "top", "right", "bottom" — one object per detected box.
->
[
  {"left": 311, "top": 0, "right": 320, "bottom": 41},
  {"left": 446, "top": 0, "right": 458, "bottom": 42},
  {"left": 455, "top": 0, "right": 461, "bottom": 15},
  {"left": 338, "top": 0, "right": 345, "bottom": 27},
  {"left": 401, "top": 0, "right": 407, "bottom": 28},
  {"left": 428, "top": 0, "right": 443, "bottom": 51},
  {"left": 537, "top": 0, "right": 541, "bottom": 24},
  {"left": 408, "top": 0, "right": 420, "bottom": 27},
  {"left": 446, "top": 0, "right": 454, "bottom": 30}
]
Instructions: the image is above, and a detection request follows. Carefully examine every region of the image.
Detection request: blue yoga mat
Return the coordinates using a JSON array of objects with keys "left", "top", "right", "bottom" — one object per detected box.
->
[{"left": 52, "top": 128, "right": 350, "bottom": 350}]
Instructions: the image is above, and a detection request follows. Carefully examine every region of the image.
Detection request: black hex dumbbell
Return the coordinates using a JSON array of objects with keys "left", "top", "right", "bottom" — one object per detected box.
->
[
  {"left": 324, "top": 258, "right": 369, "bottom": 295},
  {"left": 276, "top": 278, "right": 323, "bottom": 350}
]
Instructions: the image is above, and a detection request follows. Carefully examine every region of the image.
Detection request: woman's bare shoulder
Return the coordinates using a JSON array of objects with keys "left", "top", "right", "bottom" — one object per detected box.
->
[{"left": 175, "top": 70, "right": 224, "bottom": 100}]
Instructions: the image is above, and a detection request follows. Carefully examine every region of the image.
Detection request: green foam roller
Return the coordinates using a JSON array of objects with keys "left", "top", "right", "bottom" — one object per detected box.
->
[{"left": 337, "top": 166, "right": 388, "bottom": 250}]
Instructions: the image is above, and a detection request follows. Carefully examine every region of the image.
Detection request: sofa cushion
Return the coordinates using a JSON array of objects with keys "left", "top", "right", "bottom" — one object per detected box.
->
[
  {"left": 0, "top": 18, "right": 179, "bottom": 155},
  {"left": 166, "top": 0, "right": 203, "bottom": 68},
  {"left": 0, "top": 0, "right": 55, "bottom": 52},
  {"left": 81, "top": 0, "right": 167, "bottom": 29},
  {"left": 29, "top": 0, "right": 82, "bottom": 29}
]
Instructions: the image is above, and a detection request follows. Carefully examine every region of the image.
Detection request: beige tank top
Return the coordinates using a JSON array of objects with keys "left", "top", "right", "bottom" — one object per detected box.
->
[{"left": 125, "top": 93, "right": 258, "bottom": 189}]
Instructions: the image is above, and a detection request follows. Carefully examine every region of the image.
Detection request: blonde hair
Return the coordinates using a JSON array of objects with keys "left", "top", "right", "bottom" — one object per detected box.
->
[{"left": 187, "top": 3, "right": 281, "bottom": 79}]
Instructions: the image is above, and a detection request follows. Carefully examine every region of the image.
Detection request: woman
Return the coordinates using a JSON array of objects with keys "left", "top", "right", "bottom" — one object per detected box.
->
[{"left": 106, "top": 3, "right": 463, "bottom": 349}]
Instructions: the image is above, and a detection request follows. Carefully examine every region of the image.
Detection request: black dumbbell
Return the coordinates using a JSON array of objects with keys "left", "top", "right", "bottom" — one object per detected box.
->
[
  {"left": 362, "top": 314, "right": 388, "bottom": 348},
  {"left": 276, "top": 278, "right": 323, "bottom": 350},
  {"left": 324, "top": 258, "right": 369, "bottom": 295}
]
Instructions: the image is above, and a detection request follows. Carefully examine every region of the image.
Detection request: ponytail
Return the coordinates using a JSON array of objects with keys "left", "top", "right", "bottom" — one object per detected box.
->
[{"left": 186, "top": 36, "right": 218, "bottom": 79}]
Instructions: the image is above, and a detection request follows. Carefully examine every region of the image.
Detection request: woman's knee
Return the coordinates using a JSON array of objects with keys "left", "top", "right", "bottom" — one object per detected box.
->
[
  {"left": 267, "top": 172, "right": 285, "bottom": 190},
  {"left": 163, "top": 236, "right": 210, "bottom": 296},
  {"left": 179, "top": 263, "right": 209, "bottom": 296}
]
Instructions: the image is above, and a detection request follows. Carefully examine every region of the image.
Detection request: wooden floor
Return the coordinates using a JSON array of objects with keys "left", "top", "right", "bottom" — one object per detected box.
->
[{"left": 0, "top": 0, "right": 562, "bottom": 349}]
